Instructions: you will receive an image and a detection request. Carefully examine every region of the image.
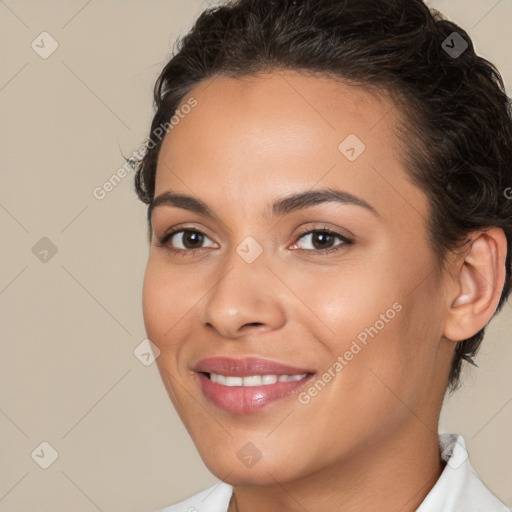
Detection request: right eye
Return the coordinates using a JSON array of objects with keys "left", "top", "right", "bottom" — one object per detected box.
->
[{"left": 155, "top": 228, "right": 218, "bottom": 254}]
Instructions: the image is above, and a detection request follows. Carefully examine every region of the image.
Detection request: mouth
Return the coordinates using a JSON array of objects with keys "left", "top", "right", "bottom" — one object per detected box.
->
[
  {"left": 194, "top": 357, "right": 316, "bottom": 414},
  {"left": 206, "top": 372, "right": 309, "bottom": 386}
]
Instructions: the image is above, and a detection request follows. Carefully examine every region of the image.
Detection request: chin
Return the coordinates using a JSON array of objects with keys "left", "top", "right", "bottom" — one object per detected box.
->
[
  {"left": 202, "top": 454, "right": 299, "bottom": 487},
  {"left": 215, "top": 469, "right": 290, "bottom": 487}
]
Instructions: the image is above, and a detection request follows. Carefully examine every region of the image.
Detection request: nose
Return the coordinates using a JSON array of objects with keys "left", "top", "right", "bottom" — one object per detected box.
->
[{"left": 200, "top": 252, "right": 287, "bottom": 339}]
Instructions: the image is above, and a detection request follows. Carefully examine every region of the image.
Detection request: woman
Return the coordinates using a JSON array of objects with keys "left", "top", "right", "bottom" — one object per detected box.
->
[{"left": 133, "top": 0, "right": 511, "bottom": 510}]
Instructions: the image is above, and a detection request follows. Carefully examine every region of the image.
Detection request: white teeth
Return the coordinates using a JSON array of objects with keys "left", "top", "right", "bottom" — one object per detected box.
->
[
  {"left": 242, "top": 375, "right": 262, "bottom": 386},
  {"left": 262, "top": 374, "right": 278, "bottom": 385},
  {"left": 282, "top": 374, "right": 305, "bottom": 382},
  {"left": 210, "top": 373, "right": 226, "bottom": 385},
  {"left": 225, "top": 376, "right": 243, "bottom": 386},
  {"left": 209, "top": 372, "right": 307, "bottom": 386}
]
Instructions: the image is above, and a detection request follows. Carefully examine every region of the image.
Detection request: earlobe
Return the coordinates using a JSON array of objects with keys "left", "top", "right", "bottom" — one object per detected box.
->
[{"left": 443, "top": 228, "right": 507, "bottom": 342}]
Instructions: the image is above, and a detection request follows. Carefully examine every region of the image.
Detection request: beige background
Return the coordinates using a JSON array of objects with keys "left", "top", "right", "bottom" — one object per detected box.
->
[{"left": 0, "top": 1, "right": 511, "bottom": 511}]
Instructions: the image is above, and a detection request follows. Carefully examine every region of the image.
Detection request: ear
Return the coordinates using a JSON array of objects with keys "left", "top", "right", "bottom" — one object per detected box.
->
[{"left": 443, "top": 227, "right": 507, "bottom": 342}]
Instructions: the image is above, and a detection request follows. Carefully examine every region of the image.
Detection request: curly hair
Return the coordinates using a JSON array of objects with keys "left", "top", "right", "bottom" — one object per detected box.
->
[{"left": 134, "top": 0, "right": 512, "bottom": 392}]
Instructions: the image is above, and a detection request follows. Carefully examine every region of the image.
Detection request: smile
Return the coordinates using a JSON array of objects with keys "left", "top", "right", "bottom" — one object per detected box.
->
[
  {"left": 194, "top": 356, "right": 316, "bottom": 414},
  {"left": 208, "top": 372, "right": 308, "bottom": 386}
]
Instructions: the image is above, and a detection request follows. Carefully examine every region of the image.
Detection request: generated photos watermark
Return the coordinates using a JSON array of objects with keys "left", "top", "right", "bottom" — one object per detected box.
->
[
  {"left": 298, "top": 301, "right": 403, "bottom": 405},
  {"left": 92, "top": 96, "right": 198, "bottom": 200}
]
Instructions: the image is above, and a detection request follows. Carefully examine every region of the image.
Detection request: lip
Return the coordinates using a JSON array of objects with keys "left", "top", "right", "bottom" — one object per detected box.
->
[
  {"left": 194, "top": 357, "right": 316, "bottom": 414},
  {"left": 194, "top": 356, "right": 314, "bottom": 376}
]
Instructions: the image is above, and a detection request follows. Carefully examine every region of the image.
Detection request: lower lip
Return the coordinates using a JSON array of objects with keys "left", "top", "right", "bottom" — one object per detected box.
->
[{"left": 197, "top": 372, "right": 314, "bottom": 414}]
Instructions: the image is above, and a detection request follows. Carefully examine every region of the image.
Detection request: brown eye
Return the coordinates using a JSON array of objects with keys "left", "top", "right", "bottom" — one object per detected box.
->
[
  {"left": 293, "top": 229, "right": 352, "bottom": 253},
  {"left": 176, "top": 230, "right": 204, "bottom": 249},
  {"left": 311, "top": 231, "right": 336, "bottom": 250},
  {"left": 156, "top": 229, "right": 217, "bottom": 252}
]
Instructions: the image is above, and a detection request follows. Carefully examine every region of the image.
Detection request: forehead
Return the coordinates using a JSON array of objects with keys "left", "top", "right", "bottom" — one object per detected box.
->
[
  {"left": 154, "top": 69, "right": 428, "bottom": 226},
  {"left": 169, "top": 70, "right": 399, "bottom": 144},
  {"left": 157, "top": 70, "right": 400, "bottom": 174}
]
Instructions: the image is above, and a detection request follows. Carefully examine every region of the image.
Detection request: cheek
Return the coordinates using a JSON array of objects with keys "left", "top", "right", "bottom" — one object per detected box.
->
[
  {"left": 299, "top": 259, "right": 439, "bottom": 394},
  {"left": 291, "top": 262, "right": 397, "bottom": 345},
  {"left": 157, "top": 363, "right": 182, "bottom": 408},
  {"left": 336, "top": 286, "right": 443, "bottom": 421},
  {"left": 142, "top": 262, "right": 165, "bottom": 342},
  {"left": 141, "top": 257, "right": 188, "bottom": 348},
  {"left": 143, "top": 261, "right": 197, "bottom": 418}
]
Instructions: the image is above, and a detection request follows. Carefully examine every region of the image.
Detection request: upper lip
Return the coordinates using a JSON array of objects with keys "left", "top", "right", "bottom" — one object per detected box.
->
[{"left": 195, "top": 357, "right": 315, "bottom": 377}]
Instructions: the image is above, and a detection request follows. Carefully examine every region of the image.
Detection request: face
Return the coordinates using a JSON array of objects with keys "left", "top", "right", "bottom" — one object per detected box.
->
[{"left": 142, "top": 70, "right": 451, "bottom": 486}]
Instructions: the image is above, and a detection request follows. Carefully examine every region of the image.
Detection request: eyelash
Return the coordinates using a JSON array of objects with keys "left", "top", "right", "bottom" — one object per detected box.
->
[{"left": 154, "top": 226, "right": 353, "bottom": 256}]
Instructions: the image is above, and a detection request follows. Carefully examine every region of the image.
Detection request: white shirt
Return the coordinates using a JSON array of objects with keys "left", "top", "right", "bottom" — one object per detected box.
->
[{"left": 154, "top": 434, "right": 510, "bottom": 512}]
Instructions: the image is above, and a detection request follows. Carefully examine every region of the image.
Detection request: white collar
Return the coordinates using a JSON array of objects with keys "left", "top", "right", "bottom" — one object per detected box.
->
[{"left": 417, "top": 433, "right": 509, "bottom": 511}]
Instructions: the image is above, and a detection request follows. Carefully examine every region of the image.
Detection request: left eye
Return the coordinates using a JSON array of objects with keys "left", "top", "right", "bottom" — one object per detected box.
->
[
  {"left": 292, "top": 229, "right": 351, "bottom": 252},
  {"left": 158, "top": 229, "right": 217, "bottom": 250}
]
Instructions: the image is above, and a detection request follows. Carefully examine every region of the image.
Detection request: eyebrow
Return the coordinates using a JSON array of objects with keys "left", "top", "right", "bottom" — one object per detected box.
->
[{"left": 148, "top": 188, "right": 379, "bottom": 223}]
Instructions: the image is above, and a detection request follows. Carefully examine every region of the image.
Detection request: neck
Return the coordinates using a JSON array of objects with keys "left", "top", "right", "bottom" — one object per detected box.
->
[{"left": 228, "top": 424, "right": 445, "bottom": 512}]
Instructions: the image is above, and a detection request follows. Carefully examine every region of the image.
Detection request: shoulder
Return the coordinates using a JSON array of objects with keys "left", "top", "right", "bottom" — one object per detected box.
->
[{"left": 152, "top": 482, "right": 234, "bottom": 512}]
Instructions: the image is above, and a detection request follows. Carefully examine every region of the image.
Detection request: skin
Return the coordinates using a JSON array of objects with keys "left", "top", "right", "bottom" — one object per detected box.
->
[{"left": 142, "top": 69, "right": 507, "bottom": 512}]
